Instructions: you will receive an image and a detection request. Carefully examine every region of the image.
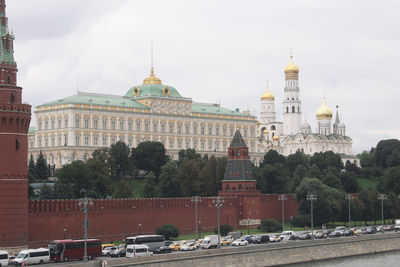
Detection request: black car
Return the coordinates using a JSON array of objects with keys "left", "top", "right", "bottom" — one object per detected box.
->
[
  {"left": 365, "top": 227, "right": 376, "bottom": 234},
  {"left": 343, "top": 230, "right": 354, "bottom": 236},
  {"left": 252, "top": 235, "right": 270, "bottom": 244},
  {"left": 242, "top": 235, "right": 254, "bottom": 243},
  {"left": 153, "top": 246, "right": 173, "bottom": 254},
  {"left": 328, "top": 231, "right": 341, "bottom": 238}
]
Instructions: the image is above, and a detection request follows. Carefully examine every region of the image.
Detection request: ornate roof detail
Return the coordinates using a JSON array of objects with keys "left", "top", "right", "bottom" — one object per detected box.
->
[
  {"left": 143, "top": 67, "right": 162, "bottom": 85},
  {"left": 229, "top": 130, "right": 247, "bottom": 148}
]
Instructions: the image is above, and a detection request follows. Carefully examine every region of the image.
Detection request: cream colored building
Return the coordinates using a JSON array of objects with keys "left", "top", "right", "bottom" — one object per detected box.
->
[
  {"left": 257, "top": 55, "right": 359, "bottom": 166},
  {"left": 28, "top": 68, "right": 260, "bottom": 168}
]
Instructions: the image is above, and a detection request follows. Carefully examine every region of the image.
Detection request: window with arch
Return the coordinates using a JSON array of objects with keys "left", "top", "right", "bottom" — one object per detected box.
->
[
  {"left": 10, "top": 93, "right": 14, "bottom": 102},
  {"left": 286, "top": 106, "right": 289, "bottom": 113},
  {"left": 225, "top": 184, "right": 230, "bottom": 191},
  {"left": 239, "top": 184, "right": 243, "bottom": 190},
  {"left": 292, "top": 106, "right": 295, "bottom": 113},
  {"left": 271, "top": 125, "right": 276, "bottom": 130},
  {"left": 7, "top": 76, "right": 10, "bottom": 84},
  {"left": 15, "top": 139, "right": 20, "bottom": 151}
]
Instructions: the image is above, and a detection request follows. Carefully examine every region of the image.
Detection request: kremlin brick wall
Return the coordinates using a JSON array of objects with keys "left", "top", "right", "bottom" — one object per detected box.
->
[{"left": 27, "top": 195, "right": 298, "bottom": 247}]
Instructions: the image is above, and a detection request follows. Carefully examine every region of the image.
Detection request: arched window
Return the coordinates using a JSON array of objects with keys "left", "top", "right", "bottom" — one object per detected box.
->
[
  {"left": 238, "top": 184, "right": 243, "bottom": 190},
  {"left": 15, "top": 139, "right": 20, "bottom": 151},
  {"left": 7, "top": 76, "right": 10, "bottom": 84},
  {"left": 271, "top": 125, "right": 276, "bottom": 130},
  {"left": 292, "top": 106, "right": 295, "bottom": 113},
  {"left": 225, "top": 184, "right": 230, "bottom": 191},
  {"left": 286, "top": 107, "right": 289, "bottom": 113},
  {"left": 10, "top": 93, "right": 14, "bottom": 103}
]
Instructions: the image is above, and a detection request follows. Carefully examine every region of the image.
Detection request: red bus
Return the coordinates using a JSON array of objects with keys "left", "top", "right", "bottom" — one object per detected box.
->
[{"left": 48, "top": 239, "right": 102, "bottom": 262}]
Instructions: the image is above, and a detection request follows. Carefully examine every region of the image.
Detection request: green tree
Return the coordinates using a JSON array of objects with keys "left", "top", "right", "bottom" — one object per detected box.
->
[
  {"left": 132, "top": 141, "right": 168, "bottom": 176},
  {"left": 56, "top": 160, "right": 93, "bottom": 198},
  {"left": 113, "top": 180, "right": 133, "bottom": 198},
  {"left": 359, "top": 149, "right": 375, "bottom": 168},
  {"left": 295, "top": 178, "right": 343, "bottom": 225},
  {"left": 257, "top": 163, "right": 290, "bottom": 193},
  {"left": 257, "top": 219, "right": 281, "bottom": 232},
  {"left": 310, "top": 151, "right": 343, "bottom": 174},
  {"left": 215, "top": 224, "right": 233, "bottom": 236},
  {"left": 28, "top": 154, "right": 37, "bottom": 181},
  {"left": 382, "top": 166, "right": 400, "bottom": 194},
  {"left": 339, "top": 171, "right": 360, "bottom": 193},
  {"left": 109, "top": 141, "right": 132, "bottom": 180},
  {"left": 36, "top": 151, "right": 48, "bottom": 180},
  {"left": 286, "top": 151, "right": 309, "bottom": 173},
  {"left": 156, "top": 224, "right": 179, "bottom": 240},
  {"left": 197, "top": 156, "right": 226, "bottom": 196},
  {"left": 159, "top": 162, "right": 180, "bottom": 197},
  {"left": 143, "top": 171, "right": 157, "bottom": 198},
  {"left": 260, "top": 150, "right": 285, "bottom": 167},
  {"left": 294, "top": 165, "right": 308, "bottom": 180},
  {"left": 322, "top": 172, "right": 342, "bottom": 190},
  {"left": 375, "top": 139, "right": 400, "bottom": 168},
  {"left": 308, "top": 164, "right": 322, "bottom": 179}
]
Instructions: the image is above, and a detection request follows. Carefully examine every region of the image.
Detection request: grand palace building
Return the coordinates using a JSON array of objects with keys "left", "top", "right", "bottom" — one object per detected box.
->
[{"left": 28, "top": 68, "right": 260, "bottom": 168}]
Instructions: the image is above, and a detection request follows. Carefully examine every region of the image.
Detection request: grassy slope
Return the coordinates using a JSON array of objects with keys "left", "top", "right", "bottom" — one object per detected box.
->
[{"left": 356, "top": 177, "right": 380, "bottom": 191}]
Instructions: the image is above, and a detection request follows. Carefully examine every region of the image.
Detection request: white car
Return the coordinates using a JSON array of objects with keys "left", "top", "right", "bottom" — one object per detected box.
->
[
  {"left": 180, "top": 242, "right": 196, "bottom": 251},
  {"left": 231, "top": 239, "right": 248, "bottom": 246},
  {"left": 102, "top": 246, "right": 116, "bottom": 256}
]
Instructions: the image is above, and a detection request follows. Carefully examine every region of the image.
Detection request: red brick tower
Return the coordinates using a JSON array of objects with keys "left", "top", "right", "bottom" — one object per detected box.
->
[
  {"left": 0, "top": 0, "right": 31, "bottom": 249},
  {"left": 219, "top": 130, "right": 261, "bottom": 224}
]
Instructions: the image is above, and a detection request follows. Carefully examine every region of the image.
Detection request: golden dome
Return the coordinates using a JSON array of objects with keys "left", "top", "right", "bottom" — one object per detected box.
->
[
  {"left": 273, "top": 135, "right": 279, "bottom": 141},
  {"left": 316, "top": 98, "right": 333, "bottom": 120},
  {"left": 261, "top": 89, "right": 275, "bottom": 100},
  {"left": 263, "top": 129, "right": 269, "bottom": 134},
  {"left": 143, "top": 67, "right": 162, "bottom": 85},
  {"left": 285, "top": 56, "right": 299, "bottom": 73}
]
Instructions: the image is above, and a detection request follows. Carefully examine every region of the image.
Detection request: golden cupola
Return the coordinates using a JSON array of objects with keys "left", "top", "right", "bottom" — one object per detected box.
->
[
  {"left": 316, "top": 98, "right": 333, "bottom": 120},
  {"left": 284, "top": 55, "right": 299, "bottom": 74},
  {"left": 261, "top": 89, "right": 275, "bottom": 100},
  {"left": 143, "top": 67, "right": 162, "bottom": 85}
]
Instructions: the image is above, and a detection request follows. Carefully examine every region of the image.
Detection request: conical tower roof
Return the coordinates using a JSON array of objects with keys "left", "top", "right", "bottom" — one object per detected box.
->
[{"left": 229, "top": 129, "right": 247, "bottom": 148}]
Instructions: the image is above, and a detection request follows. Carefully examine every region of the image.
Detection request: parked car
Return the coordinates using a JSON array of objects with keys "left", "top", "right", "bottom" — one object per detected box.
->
[
  {"left": 241, "top": 235, "right": 254, "bottom": 244},
  {"left": 221, "top": 238, "right": 232, "bottom": 246},
  {"left": 365, "top": 226, "right": 377, "bottom": 234},
  {"left": 298, "top": 231, "right": 312, "bottom": 240},
  {"left": 231, "top": 238, "right": 248, "bottom": 246},
  {"left": 253, "top": 235, "right": 270, "bottom": 244},
  {"left": 269, "top": 234, "right": 281, "bottom": 242},
  {"left": 164, "top": 240, "right": 173, "bottom": 246},
  {"left": 342, "top": 229, "right": 354, "bottom": 236},
  {"left": 180, "top": 242, "right": 197, "bottom": 251},
  {"left": 102, "top": 246, "right": 116, "bottom": 256},
  {"left": 280, "top": 231, "right": 294, "bottom": 241},
  {"left": 153, "top": 246, "right": 173, "bottom": 254},
  {"left": 394, "top": 224, "right": 400, "bottom": 232},
  {"left": 314, "top": 231, "right": 327, "bottom": 239},
  {"left": 0, "top": 250, "right": 8, "bottom": 267},
  {"left": 328, "top": 231, "right": 341, "bottom": 238},
  {"left": 109, "top": 246, "right": 126, "bottom": 257}
]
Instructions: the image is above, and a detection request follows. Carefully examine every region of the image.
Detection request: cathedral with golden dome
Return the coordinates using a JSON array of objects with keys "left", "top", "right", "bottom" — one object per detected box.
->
[{"left": 258, "top": 54, "right": 359, "bottom": 166}]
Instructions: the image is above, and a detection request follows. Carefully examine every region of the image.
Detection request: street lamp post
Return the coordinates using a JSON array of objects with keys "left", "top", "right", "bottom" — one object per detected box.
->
[
  {"left": 279, "top": 194, "right": 287, "bottom": 231},
  {"left": 78, "top": 196, "right": 93, "bottom": 261},
  {"left": 63, "top": 228, "right": 67, "bottom": 239},
  {"left": 345, "top": 194, "right": 353, "bottom": 228},
  {"left": 306, "top": 194, "right": 317, "bottom": 237},
  {"left": 191, "top": 196, "right": 202, "bottom": 240},
  {"left": 290, "top": 216, "right": 293, "bottom": 231},
  {"left": 247, "top": 218, "right": 250, "bottom": 235},
  {"left": 213, "top": 196, "right": 224, "bottom": 249},
  {"left": 378, "top": 194, "right": 387, "bottom": 233}
]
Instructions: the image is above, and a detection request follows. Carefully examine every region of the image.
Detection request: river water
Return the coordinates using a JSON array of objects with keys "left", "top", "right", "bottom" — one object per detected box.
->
[{"left": 293, "top": 251, "right": 400, "bottom": 266}]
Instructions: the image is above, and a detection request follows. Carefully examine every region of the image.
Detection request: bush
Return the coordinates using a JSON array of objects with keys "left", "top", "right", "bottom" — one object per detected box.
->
[
  {"left": 155, "top": 224, "right": 179, "bottom": 240},
  {"left": 292, "top": 215, "right": 310, "bottom": 227},
  {"left": 214, "top": 224, "right": 233, "bottom": 236},
  {"left": 257, "top": 219, "right": 281, "bottom": 233}
]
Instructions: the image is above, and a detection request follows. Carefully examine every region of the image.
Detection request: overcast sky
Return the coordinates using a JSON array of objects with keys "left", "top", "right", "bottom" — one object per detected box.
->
[{"left": 7, "top": 0, "right": 400, "bottom": 153}]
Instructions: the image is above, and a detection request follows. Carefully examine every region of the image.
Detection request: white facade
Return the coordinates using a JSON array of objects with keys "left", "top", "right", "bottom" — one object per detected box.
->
[{"left": 257, "top": 56, "right": 359, "bottom": 166}]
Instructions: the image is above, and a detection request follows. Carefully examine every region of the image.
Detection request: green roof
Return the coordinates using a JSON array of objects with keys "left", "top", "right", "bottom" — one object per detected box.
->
[
  {"left": 0, "top": 12, "right": 16, "bottom": 65},
  {"left": 28, "top": 126, "right": 36, "bottom": 133},
  {"left": 125, "top": 84, "right": 183, "bottom": 98},
  {"left": 37, "top": 92, "right": 148, "bottom": 109},
  {"left": 192, "top": 103, "right": 252, "bottom": 117}
]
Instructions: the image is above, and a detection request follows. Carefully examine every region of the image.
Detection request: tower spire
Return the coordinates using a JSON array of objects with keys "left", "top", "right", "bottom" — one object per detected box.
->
[
  {"left": 0, "top": 0, "right": 6, "bottom": 15},
  {"left": 151, "top": 39, "right": 154, "bottom": 74}
]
